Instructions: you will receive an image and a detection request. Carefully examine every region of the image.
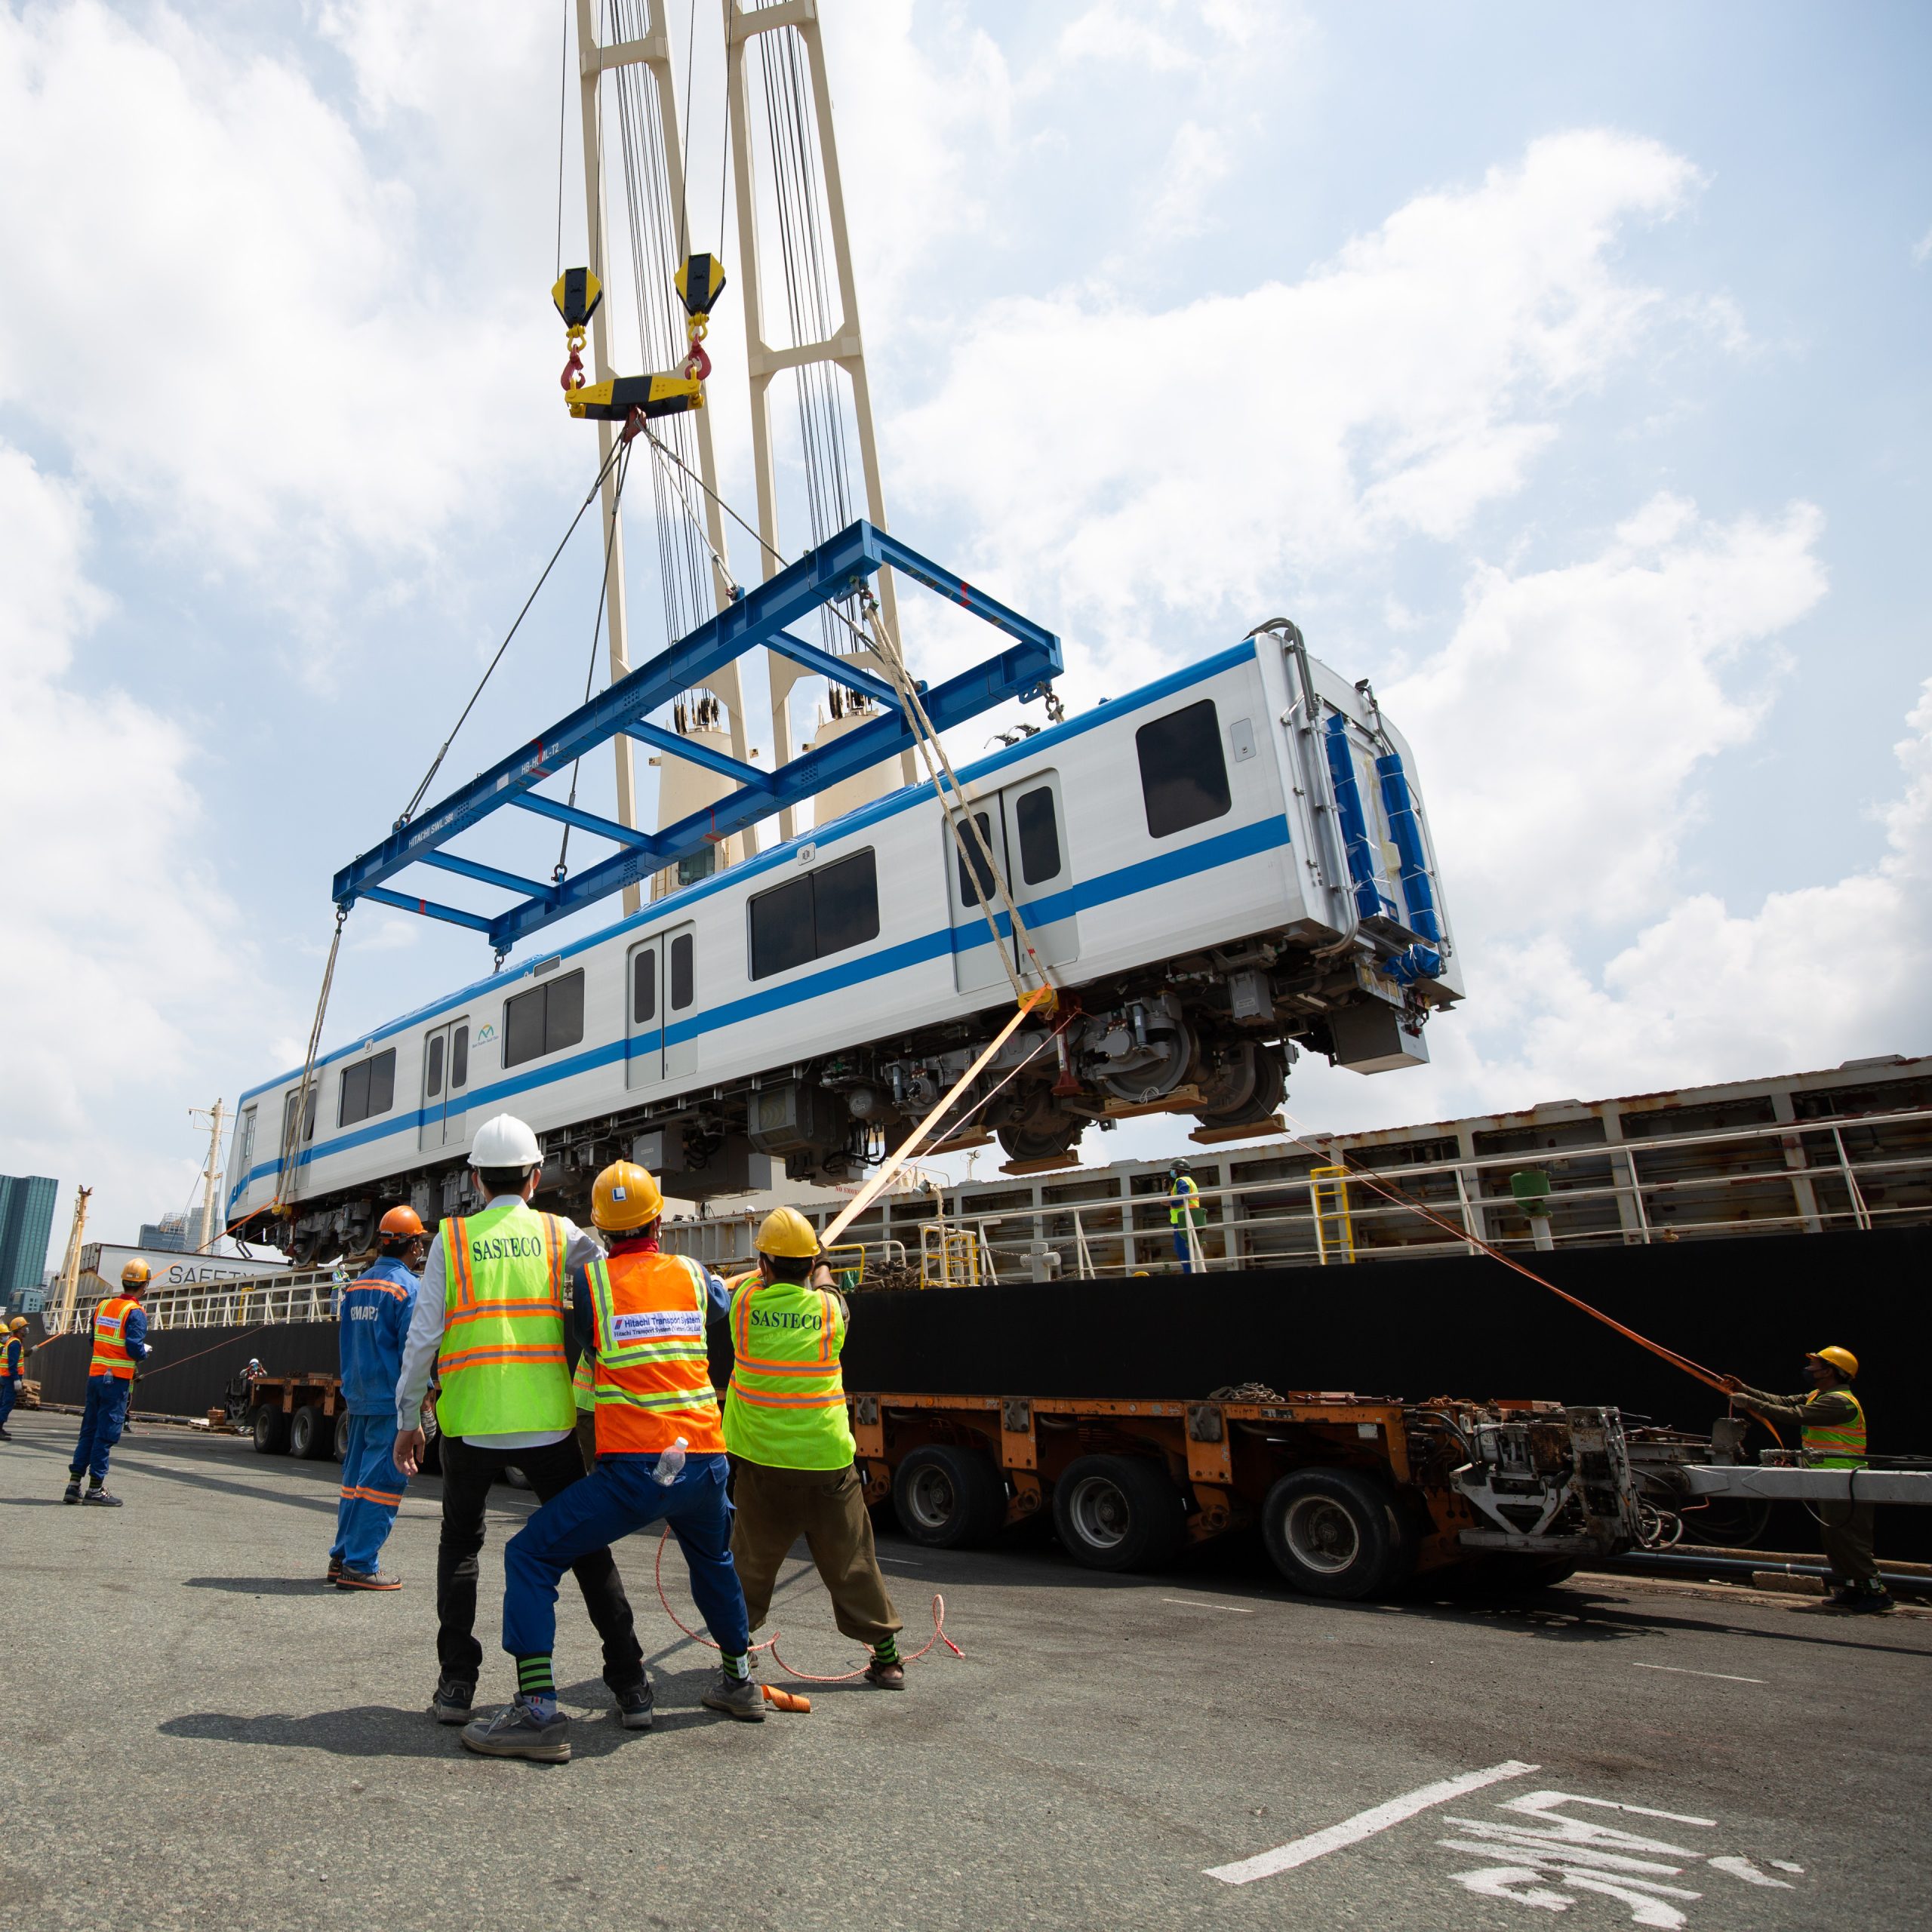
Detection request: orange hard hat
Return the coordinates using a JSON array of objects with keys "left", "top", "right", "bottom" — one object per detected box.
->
[
  {"left": 380, "top": 1204, "right": 426, "bottom": 1238},
  {"left": 592, "top": 1161, "right": 664, "bottom": 1232}
]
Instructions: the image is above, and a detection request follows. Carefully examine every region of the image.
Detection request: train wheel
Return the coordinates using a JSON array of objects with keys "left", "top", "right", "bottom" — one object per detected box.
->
[
  {"left": 1194, "top": 1041, "right": 1286, "bottom": 1128},
  {"left": 1261, "top": 1468, "right": 1407, "bottom": 1599},
  {"left": 251, "top": 1404, "right": 290, "bottom": 1456},
  {"left": 997, "top": 1116, "right": 1082, "bottom": 1163},
  {"left": 289, "top": 1402, "right": 331, "bottom": 1460},
  {"left": 1052, "top": 1454, "right": 1186, "bottom": 1573},
  {"left": 893, "top": 1444, "right": 1008, "bottom": 1549}
]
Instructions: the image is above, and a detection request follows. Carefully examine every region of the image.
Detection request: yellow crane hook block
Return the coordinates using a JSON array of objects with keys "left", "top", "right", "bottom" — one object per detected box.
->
[
  {"left": 674, "top": 252, "right": 728, "bottom": 320},
  {"left": 566, "top": 369, "right": 706, "bottom": 423},
  {"left": 552, "top": 260, "right": 712, "bottom": 422}
]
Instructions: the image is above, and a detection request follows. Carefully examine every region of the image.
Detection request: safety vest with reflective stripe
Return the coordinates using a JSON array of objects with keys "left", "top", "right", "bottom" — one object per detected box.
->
[
  {"left": 1801, "top": 1388, "right": 1867, "bottom": 1469},
  {"left": 589, "top": 1247, "right": 726, "bottom": 1456},
  {"left": 1168, "top": 1176, "right": 1201, "bottom": 1226},
  {"left": 723, "top": 1276, "right": 855, "bottom": 1470},
  {"left": 90, "top": 1298, "right": 140, "bottom": 1380},
  {"left": 571, "top": 1348, "right": 595, "bottom": 1413},
  {"left": 435, "top": 1202, "right": 573, "bottom": 1438}
]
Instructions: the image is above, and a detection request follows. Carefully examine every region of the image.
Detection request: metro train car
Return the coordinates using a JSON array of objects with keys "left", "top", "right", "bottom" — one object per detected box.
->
[{"left": 226, "top": 623, "right": 1461, "bottom": 1262}]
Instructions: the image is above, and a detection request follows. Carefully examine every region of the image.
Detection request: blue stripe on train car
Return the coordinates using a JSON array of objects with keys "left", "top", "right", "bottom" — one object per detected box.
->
[{"left": 232, "top": 807, "right": 1293, "bottom": 1202}]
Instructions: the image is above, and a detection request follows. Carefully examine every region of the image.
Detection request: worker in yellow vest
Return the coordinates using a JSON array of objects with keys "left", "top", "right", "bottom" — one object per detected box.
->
[
  {"left": 1167, "top": 1159, "right": 1204, "bottom": 1272},
  {"left": 466, "top": 1161, "right": 758, "bottom": 1762},
  {"left": 63, "top": 1261, "right": 153, "bottom": 1506},
  {"left": 1, "top": 1315, "right": 29, "bottom": 1440},
  {"left": 1725, "top": 1344, "right": 1890, "bottom": 1613},
  {"left": 726, "top": 1206, "right": 906, "bottom": 1688},
  {"left": 392, "top": 1115, "right": 647, "bottom": 1732}
]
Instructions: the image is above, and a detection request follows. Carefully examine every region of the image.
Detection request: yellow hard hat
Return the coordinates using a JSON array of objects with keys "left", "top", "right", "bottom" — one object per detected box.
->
[
  {"left": 1808, "top": 1345, "right": 1858, "bottom": 1380},
  {"left": 755, "top": 1205, "right": 821, "bottom": 1260},
  {"left": 8, "top": 1316, "right": 26, "bottom": 1331},
  {"left": 122, "top": 1260, "right": 152, "bottom": 1288},
  {"left": 592, "top": 1160, "right": 664, "bottom": 1232}
]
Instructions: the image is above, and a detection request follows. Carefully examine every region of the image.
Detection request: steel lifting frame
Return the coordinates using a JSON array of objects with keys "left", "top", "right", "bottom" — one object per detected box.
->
[{"left": 332, "top": 518, "right": 1063, "bottom": 957}]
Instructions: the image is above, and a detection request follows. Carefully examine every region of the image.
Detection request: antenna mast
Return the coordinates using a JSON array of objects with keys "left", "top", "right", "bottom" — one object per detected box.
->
[{"left": 192, "top": 1100, "right": 229, "bottom": 1254}]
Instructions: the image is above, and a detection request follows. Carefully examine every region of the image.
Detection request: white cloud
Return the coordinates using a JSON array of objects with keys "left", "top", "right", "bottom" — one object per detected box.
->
[
  {"left": 0, "top": 444, "right": 274, "bottom": 1242},
  {"left": 1390, "top": 494, "right": 1827, "bottom": 931},
  {"left": 892, "top": 131, "right": 1700, "bottom": 680},
  {"left": 1145, "top": 122, "right": 1232, "bottom": 239},
  {"left": 1913, "top": 224, "right": 1932, "bottom": 266}
]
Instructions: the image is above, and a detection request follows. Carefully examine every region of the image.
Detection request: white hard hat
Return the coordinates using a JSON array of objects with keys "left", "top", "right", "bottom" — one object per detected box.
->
[{"left": 471, "top": 1113, "right": 542, "bottom": 1171}]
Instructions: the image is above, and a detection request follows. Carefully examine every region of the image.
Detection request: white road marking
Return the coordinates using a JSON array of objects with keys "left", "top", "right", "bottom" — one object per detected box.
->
[
  {"left": 1771, "top": 1860, "right": 1806, "bottom": 1873},
  {"left": 1709, "top": 1855, "right": 1796, "bottom": 1889},
  {"left": 1204, "top": 1761, "right": 1540, "bottom": 1884},
  {"left": 1160, "top": 1596, "right": 1256, "bottom": 1614},
  {"left": 877, "top": 1556, "right": 925, "bottom": 1567},
  {"left": 1629, "top": 1662, "right": 1766, "bottom": 1685}
]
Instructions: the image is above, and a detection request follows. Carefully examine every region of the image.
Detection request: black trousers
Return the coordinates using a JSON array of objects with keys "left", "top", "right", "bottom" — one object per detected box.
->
[{"left": 435, "top": 1432, "right": 644, "bottom": 1691}]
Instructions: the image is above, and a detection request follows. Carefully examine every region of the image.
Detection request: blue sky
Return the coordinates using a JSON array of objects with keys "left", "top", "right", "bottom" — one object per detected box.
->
[{"left": 1, "top": 1, "right": 1927, "bottom": 1251}]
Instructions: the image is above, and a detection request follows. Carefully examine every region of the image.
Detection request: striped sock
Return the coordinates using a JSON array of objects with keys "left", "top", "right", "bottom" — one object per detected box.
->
[
  {"left": 872, "top": 1635, "right": 900, "bottom": 1666},
  {"left": 515, "top": 1655, "right": 556, "bottom": 1715},
  {"left": 720, "top": 1650, "right": 749, "bottom": 1681}
]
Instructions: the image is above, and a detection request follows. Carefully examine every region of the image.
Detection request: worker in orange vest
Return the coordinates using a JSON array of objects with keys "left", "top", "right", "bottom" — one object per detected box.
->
[
  {"left": 63, "top": 1261, "right": 153, "bottom": 1506},
  {"left": 1, "top": 1315, "right": 30, "bottom": 1440},
  {"left": 465, "top": 1161, "right": 758, "bottom": 1763}
]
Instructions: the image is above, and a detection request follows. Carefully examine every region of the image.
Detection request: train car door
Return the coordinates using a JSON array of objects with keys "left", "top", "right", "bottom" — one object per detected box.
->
[
  {"left": 949, "top": 771, "right": 1079, "bottom": 995},
  {"left": 626, "top": 937, "right": 665, "bottom": 1088},
  {"left": 663, "top": 924, "right": 700, "bottom": 1078},
  {"left": 418, "top": 1019, "right": 471, "bottom": 1150}
]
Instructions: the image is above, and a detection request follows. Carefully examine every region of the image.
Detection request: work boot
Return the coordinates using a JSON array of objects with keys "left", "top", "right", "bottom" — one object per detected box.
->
[
  {"left": 460, "top": 1696, "right": 571, "bottom": 1763},
  {"left": 82, "top": 1487, "right": 124, "bottom": 1507},
  {"left": 429, "top": 1677, "right": 475, "bottom": 1724},
  {"left": 63, "top": 1478, "right": 82, "bottom": 1505},
  {"left": 326, "top": 1555, "right": 343, "bottom": 1585},
  {"left": 0, "top": 1427, "right": 14, "bottom": 1441},
  {"left": 614, "top": 1680, "right": 655, "bottom": 1731},
  {"left": 1844, "top": 1587, "right": 1894, "bottom": 1614},
  {"left": 864, "top": 1657, "right": 906, "bottom": 1690},
  {"left": 701, "top": 1669, "right": 766, "bottom": 1723},
  {"left": 337, "top": 1564, "right": 401, "bottom": 1591}
]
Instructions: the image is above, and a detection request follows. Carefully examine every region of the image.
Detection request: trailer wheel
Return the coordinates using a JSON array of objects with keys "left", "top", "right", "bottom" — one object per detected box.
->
[
  {"left": 893, "top": 1444, "right": 1008, "bottom": 1549},
  {"left": 332, "top": 1409, "right": 351, "bottom": 1463},
  {"left": 251, "top": 1403, "right": 290, "bottom": 1456},
  {"left": 1052, "top": 1455, "right": 1186, "bottom": 1573},
  {"left": 289, "top": 1402, "right": 332, "bottom": 1461},
  {"left": 1262, "top": 1469, "right": 1407, "bottom": 1599}
]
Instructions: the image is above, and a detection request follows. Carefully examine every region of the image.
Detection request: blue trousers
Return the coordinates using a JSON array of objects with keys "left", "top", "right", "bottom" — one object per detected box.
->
[
  {"left": 70, "top": 1375, "right": 131, "bottom": 1481},
  {"left": 331, "top": 1413, "right": 410, "bottom": 1572},
  {"left": 0, "top": 1379, "right": 18, "bottom": 1429},
  {"left": 503, "top": 1452, "right": 749, "bottom": 1663},
  {"left": 1172, "top": 1224, "right": 1198, "bottom": 1272}
]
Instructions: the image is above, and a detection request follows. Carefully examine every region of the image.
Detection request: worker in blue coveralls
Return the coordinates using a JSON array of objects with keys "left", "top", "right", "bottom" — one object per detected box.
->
[
  {"left": 1, "top": 1315, "right": 30, "bottom": 1440},
  {"left": 1167, "top": 1160, "right": 1204, "bottom": 1272},
  {"left": 329, "top": 1206, "right": 427, "bottom": 1591},
  {"left": 63, "top": 1260, "right": 152, "bottom": 1506}
]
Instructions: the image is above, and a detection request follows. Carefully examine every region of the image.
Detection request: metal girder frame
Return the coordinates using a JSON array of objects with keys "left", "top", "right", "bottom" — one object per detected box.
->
[{"left": 332, "top": 518, "right": 1062, "bottom": 955}]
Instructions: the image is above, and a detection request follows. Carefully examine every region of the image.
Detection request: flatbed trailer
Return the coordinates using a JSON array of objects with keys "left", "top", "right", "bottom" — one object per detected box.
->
[
  {"left": 231, "top": 1370, "right": 347, "bottom": 1460},
  {"left": 851, "top": 1388, "right": 1647, "bottom": 1597}
]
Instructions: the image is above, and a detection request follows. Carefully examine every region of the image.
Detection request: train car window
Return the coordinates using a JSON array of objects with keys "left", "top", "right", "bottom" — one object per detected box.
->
[
  {"left": 1137, "top": 699, "right": 1232, "bottom": 838},
  {"left": 632, "top": 949, "right": 657, "bottom": 1025},
  {"left": 813, "top": 849, "right": 879, "bottom": 957},
  {"left": 425, "top": 1035, "right": 444, "bottom": 1098},
  {"left": 545, "top": 970, "right": 585, "bottom": 1055},
  {"left": 954, "top": 812, "right": 998, "bottom": 906},
  {"left": 337, "top": 1048, "right": 396, "bottom": 1128},
  {"left": 503, "top": 971, "right": 586, "bottom": 1068},
  {"left": 281, "top": 1085, "right": 316, "bottom": 1149},
  {"left": 750, "top": 875, "right": 814, "bottom": 980},
  {"left": 751, "top": 851, "right": 878, "bottom": 979},
  {"left": 669, "top": 934, "right": 694, "bottom": 1011},
  {"left": 451, "top": 1025, "right": 469, "bottom": 1089},
  {"left": 234, "top": 1106, "right": 256, "bottom": 1183},
  {"left": 1015, "top": 787, "right": 1061, "bottom": 884}
]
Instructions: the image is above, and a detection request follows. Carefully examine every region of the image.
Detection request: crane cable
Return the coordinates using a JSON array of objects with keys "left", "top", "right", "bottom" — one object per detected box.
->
[{"left": 270, "top": 906, "right": 348, "bottom": 1222}]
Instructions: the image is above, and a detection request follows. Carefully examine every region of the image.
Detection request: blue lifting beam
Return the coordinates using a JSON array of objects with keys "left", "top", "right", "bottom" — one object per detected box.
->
[{"left": 331, "top": 519, "right": 1063, "bottom": 957}]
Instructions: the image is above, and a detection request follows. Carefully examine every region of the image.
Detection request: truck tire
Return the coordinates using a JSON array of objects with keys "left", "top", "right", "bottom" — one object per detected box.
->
[
  {"left": 332, "top": 1409, "right": 351, "bottom": 1463},
  {"left": 1052, "top": 1454, "right": 1186, "bottom": 1573},
  {"left": 289, "top": 1402, "right": 331, "bottom": 1461},
  {"left": 1262, "top": 1469, "right": 1409, "bottom": 1599},
  {"left": 893, "top": 1444, "right": 1008, "bottom": 1549},
  {"left": 251, "top": 1404, "right": 290, "bottom": 1456}
]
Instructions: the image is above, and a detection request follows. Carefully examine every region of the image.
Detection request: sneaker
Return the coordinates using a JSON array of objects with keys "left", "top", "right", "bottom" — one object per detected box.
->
[
  {"left": 326, "top": 1555, "right": 343, "bottom": 1585},
  {"left": 614, "top": 1680, "right": 655, "bottom": 1730},
  {"left": 337, "top": 1565, "right": 401, "bottom": 1591},
  {"left": 864, "top": 1658, "right": 906, "bottom": 1690},
  {"left": 63, "top": 1480, "right": 81, "bottom": 1505},
  {"left": 460, "top": 1696, "right": 571, "bottom": 1763},
  {"left": 429, "top": 1677, "right": 475, "bottom": 1724},
  {"left": 700, "top": 1669, "right": 767, "bottom": 1723},
  {"left": 1844, "top": 1590, "right": 1895, "bottom": 1614},
  {"left": 81, "top": 1487, "right": 124, "bottom": 1507}
]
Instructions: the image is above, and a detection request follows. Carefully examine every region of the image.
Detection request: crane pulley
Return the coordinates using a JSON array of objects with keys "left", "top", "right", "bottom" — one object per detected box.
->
[{"left": 552, "top": 252, "right": 728, "bottom": 428}]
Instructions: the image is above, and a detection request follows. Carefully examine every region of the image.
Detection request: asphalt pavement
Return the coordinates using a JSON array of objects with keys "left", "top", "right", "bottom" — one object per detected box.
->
[{"left": 3, "top": 1410, "right": 1927, "bottom": 1932}]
